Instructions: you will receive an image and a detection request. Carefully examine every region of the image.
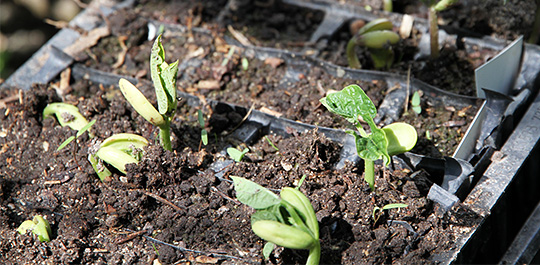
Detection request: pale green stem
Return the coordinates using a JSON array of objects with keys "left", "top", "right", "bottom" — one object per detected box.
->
[
  {"left": 428, "top": 7, "right": 439, "bottom": 59},
  {"left": 158, "top": 120, "right": 172, "bottom": 151},
  {"left": 306, "top": 241, "right": 321, "bottom": 265},
  {"left": 365, "top": 159, "right": 375, "bottom": 191},
  {"left": 346, "top": 38, "right": 362, "bottom": 69},
  {"left": 355, "top": 124, "right": 368, "bottom": 138},
  {"left": 383, "top": 0, "right": 392, "bottom": 12}
]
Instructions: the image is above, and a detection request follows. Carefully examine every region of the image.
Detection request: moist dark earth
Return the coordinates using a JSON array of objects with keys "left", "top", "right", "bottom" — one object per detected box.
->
[
  {"left": 1, "top": 0, "right": 535, "bottom": 264},
  {"left": 0, "top": 86, "right": 481, "bottom": 264}
]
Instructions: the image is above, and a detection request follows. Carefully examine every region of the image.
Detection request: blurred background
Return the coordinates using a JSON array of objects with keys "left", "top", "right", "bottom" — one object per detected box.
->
[{"left": 0, "top": 0, "right": 84, "bottom": 81}]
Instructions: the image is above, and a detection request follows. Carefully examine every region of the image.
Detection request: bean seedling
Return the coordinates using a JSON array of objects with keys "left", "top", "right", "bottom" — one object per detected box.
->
[
  {"left": 43, "top": 102, "right": 90, "bottom": 132},
  {"left": 411, "top": 91, "right": 422, "bottom": 114},
  {"left": 43, "top": 102, "right": 96, "bottom": 150},
  {"left": 346, "top": 18, "right": 400, "bottom": 69},
  {"left": 227, "top": 147, "right": 249, "bottom": 162},
  {"left": 372, "top": 203, "right": 408, "bottom": 224},
  {"left": 17, "top": 215, "right": 52, "bottom": 242},
  {"left": 198, "top": 110, "right": 208, "bottom": 146},
  {"left": 119, "top": 34, "right": 179, "bottom": 151},
  {"left": 89, "top": 133, "right": 148, "bottom": 181},
  {"left": 231, "top": 176, "right": 320, "bottom": 265},
  {"left": 320, "top": 84, "right": 417, "bottom": 190}
]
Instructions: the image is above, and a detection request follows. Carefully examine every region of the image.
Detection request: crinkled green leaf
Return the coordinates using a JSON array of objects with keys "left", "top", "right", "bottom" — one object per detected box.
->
[
  {"left": 161, "top": 59, "right": 179, "bottom": 114},
  {"left": 348, "top": 125, "right": 390, "bottom": 166},
  {"left": 150, "top": 34, "right": 169, "bottom": 115},
  {"left": 231, "top": 176, "right": 281, "bottom": 209},
  {"left": 320, "top": 84, "right": 377, "bottom": 125}
]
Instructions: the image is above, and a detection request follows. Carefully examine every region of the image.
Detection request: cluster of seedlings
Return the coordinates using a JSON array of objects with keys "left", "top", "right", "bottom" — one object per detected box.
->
[{"left": 19, "top": 32, "right": 420, "bottom": 265}]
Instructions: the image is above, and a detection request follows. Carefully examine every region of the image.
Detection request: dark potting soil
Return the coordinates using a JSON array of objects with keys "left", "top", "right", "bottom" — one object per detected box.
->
[
  {"left": 0, "top": 85, "right": 481, "bottom": 264},
  {"left": 80, "top": 3, "right": 478, "bottom": 158}
]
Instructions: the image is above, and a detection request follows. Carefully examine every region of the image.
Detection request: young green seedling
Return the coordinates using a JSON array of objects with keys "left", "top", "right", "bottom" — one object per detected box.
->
[
  {"left": 231, "top": 176, "right": 320, "bottom": 265},
  {"left": 265, "top": 135, "right": 280, "bottom": 152},
  {"left": 43, "top": 102, "right": 91, "bottom": 132},
  {"left": 17, "top": 215, "right": 52, "bottom": 242},
  {"left": 411, "top": 91, "right": 422, "bottom": 114},
  {"left": 422, "top": 0, "right": 458, "bottom": 58},
  {"left": 227, "top": 147, "right": 249, "bottom": 162},
  {"left": 372, "top": 203, "right": 408, "bottom": 224},
  {"left": 118, "top": 34, "right": 179, "bottom": 151},
  {"left": 89, "top": 133, "right": 148, "bottom": 181},
  {"left": 198, "top": 110, "right": 208, "bottom": 146},
  {"left": 346, "top": 18, "right": 400, "bottom": 69},
  {"left": 56, "top": 119, "right": 96, "bottom": 151},
  {"left": 43, "top": 102, "right": 96, "bottom": 151},
  {"left": 320, "top": 84, "right": 417, "bottom": 191}
]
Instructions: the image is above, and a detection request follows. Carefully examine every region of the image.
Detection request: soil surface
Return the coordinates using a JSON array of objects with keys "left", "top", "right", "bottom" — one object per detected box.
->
[
  {"left": 1, "top": 0, "right": 530, "bottom": 264},
  {"left": 81, "top": 2, "right": 479, "bottom": 157},
  {"left": 1, "top": 85, "right": 482, "bottom": 264}
]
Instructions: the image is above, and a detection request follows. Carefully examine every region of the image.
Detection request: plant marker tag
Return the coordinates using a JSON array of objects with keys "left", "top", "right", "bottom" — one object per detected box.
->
[{"left": 475, "top": 36, "right": 523, "bottom": 99}]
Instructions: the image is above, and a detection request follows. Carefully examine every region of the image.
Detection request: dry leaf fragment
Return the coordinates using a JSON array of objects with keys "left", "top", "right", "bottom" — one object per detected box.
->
[
  {"left": 63, "top": 26, "right": 110, "bottom": 57},
  {"left": 197, "top": 80, "right": 221, "bottom": 90},
  {"left": 457, "top": 105, "right": 472, "bottom": 117},
  {"left": 227, "top": 25, "right": 252, "bottom": 46},
  {"left": 441, "top": 120, "right": 466, "bottom": 127},
  {"left": 112, "top": 36, "right": 128, "bottom": 68},
  {"left": 264, "top": 57, "right": 284, "bottom": 68},
  {"left": 259, "top": 106, "right": 282, "bottom": 117},
  {"left": 194, "top": 255, "right": 219, "bottom": 264}
]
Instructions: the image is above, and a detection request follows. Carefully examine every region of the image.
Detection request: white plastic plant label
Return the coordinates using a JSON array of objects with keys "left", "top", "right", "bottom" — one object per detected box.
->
[{"left": 475, "top": 36, "right": 523, "bottom": 99}]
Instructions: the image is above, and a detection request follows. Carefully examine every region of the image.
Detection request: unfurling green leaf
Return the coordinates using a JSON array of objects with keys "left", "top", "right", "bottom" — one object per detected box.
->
[
  {"left": 321, "top": 84, "right": 417, "bottom": 191},
  {"left": 227, "top": 147, "right": 249, "bottom": 162},
  {"left": 320, "top": 84, "right": 377, "bottom": 125},
  {"left": 281, "top": 187, "right": 319, "bottom": 239},
  {"left": 231, "top": 176, "right": 281, "bottom": 209},
  {"left": 150, "top": 34, "right": 179, "bottom": 115},
  {"left": 348, "top": 127, "right": 390, "bottom": 166}
]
